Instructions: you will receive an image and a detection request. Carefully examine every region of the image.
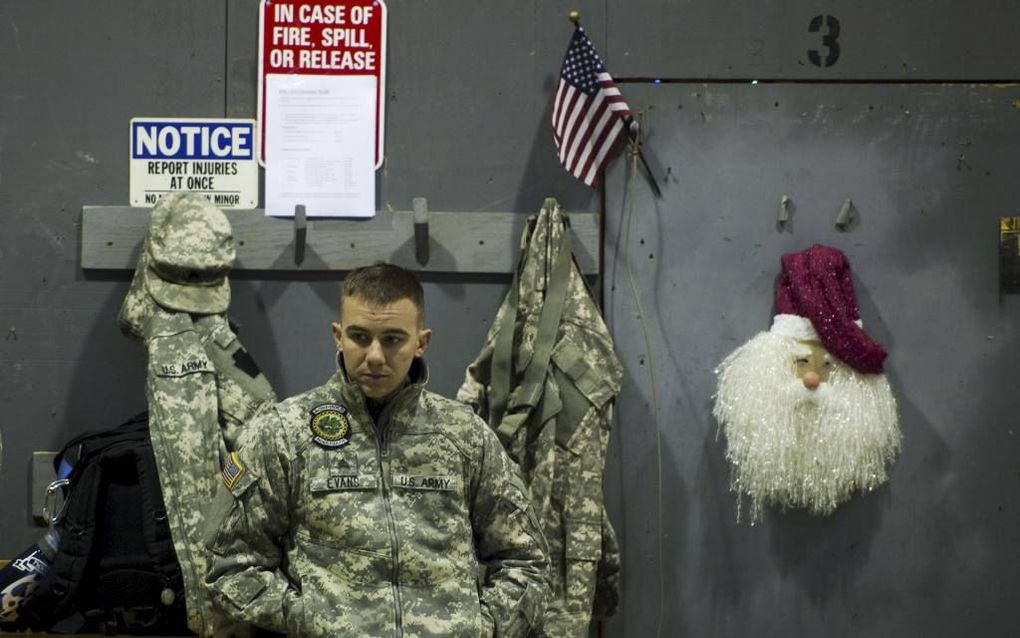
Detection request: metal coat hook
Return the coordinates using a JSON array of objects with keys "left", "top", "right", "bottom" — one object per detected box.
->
[
  {"left": 777, "top": 195, "right": 791, "bottom": 229},
  {"left": 835, "top": 198, "right": 855, "bottom": 231},
  {"left": 412, "top": 197, "right": 430, "bottom": 265},
  {"left": 294, "top": 204, "right": 307, "bottom": 266}
]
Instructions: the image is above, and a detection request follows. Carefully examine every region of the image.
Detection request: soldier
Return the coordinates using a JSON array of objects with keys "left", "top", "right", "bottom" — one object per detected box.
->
[{"left": 205, "top": 263, "right": 550, "bottom": 637}]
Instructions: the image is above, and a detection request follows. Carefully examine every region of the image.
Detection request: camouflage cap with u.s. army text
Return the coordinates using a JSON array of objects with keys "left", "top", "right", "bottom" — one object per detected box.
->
[{"left": 143, "top": 192, "right": 235, "bottom": 314}]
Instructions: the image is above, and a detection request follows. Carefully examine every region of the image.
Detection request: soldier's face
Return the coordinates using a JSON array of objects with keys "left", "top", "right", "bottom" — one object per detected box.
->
[{"left": 332, "top": 295, "right": 431, "bottom": 399}]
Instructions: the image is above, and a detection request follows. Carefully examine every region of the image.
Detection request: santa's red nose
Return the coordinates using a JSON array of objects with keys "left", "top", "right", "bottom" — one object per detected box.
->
[{"left": 802, "top": 371, "right": 821, "bottom": 390}]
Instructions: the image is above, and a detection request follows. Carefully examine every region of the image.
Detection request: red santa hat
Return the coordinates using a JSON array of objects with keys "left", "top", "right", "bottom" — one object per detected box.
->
[{"left": 769, "top": 244, "right": 887, "bottom": 374}]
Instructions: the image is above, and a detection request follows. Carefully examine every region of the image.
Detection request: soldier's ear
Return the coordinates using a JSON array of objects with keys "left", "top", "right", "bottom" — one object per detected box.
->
[
  {"left": 415, "top": 329, "right": 432, "bottom": 357},
  {"left": 331, "top": 322, "right": 343, "bottom": 349}
]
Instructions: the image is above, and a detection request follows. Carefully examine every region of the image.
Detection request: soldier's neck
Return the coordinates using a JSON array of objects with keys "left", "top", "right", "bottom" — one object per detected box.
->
[{"left": 365, "top": 377, "right": 410, "bottom": 423}]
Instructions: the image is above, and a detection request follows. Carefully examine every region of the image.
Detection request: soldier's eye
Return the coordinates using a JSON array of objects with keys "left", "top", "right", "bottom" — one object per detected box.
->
[{"left": 795, "top": 357, "right": 809, "bottom": 364}]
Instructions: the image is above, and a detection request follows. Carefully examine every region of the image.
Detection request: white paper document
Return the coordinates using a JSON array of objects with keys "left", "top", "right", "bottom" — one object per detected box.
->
[{"left": 264, "top": 74, "right": 376, "bottom": 218}]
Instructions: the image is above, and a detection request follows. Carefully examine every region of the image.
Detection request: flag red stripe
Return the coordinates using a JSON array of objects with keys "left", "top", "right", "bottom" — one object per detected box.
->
[
  {"left": 564, "top": 90, "right": 607, "bottom": 168},
  {"left": 551, "top": 80, "right": 568, "bottom": 134},
  {"left": 581, "top": 116, "right": 624, "bottom": 184},
  {"left": 554, "top": 84, "right": 580, "bottom": 141},
  {"left": 558, "top": 91, "right": 590, "bottom": 162},
  {"left": 585, "top": 122, "right": 626, "bottom": 185},
  {"left": 570, "top": 97, "right": 613, "bottom": 176}
]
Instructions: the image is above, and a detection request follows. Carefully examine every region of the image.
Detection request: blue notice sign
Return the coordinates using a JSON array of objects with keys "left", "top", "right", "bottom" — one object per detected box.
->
[
  {"left": 131, "top": 120, "right": 254, "bottom": 160},
  {"left": 130, "top": 117, "right": 258, "bottom": 208}
]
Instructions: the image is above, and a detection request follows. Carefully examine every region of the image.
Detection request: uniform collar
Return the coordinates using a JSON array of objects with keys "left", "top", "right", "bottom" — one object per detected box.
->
[{"left": 331, "top": 356, "right": 429, "bottom": 407}]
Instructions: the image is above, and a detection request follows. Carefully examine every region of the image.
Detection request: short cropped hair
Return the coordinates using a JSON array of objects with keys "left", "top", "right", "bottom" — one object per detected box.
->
[{"left": 340, "top": 263, "right": 425, "bottom": 325}]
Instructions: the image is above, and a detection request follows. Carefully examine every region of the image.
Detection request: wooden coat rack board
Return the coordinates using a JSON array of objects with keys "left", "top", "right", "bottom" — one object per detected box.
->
[{"left": 80, "top": 199, "right": 599, "bottom": 275}]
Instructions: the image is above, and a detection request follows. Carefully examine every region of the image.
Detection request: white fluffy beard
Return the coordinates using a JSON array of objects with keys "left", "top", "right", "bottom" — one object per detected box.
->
[{"left": 713, "top": 332, "right": 901, "bottom": 522}]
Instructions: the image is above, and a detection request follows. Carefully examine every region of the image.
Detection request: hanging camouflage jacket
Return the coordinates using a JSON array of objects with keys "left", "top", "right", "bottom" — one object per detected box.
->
[
  {"left": 204, "top": 359, "right": 550, "bottom": 637},
  {"left": 457, "top": 198, "right": 624, "bottom": 637},
  {"left": 118, "top": 194, "right": 276, "bottom": 636}
]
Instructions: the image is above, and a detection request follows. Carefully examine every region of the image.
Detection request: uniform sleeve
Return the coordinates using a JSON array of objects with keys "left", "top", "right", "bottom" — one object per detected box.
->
[
  {"left": 593, "top": 503, "right": 621, "bottom": 620},
  {"left": 204, "top": 409, "right": 302, "bottom": 636},
  {"left": 456, "top": 342, "right": 494, "bottom": 421},
  {"left": 469, "top": 419, "right": 551, "bottom": 637}
]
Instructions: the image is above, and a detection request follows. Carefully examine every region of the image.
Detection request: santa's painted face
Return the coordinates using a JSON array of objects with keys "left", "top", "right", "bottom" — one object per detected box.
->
[
  {"left": 714, "top": 332, "right": 901, "bottom": 521},
  {"left": 794, "top": 340, "right": 832, "bottom": 389}
]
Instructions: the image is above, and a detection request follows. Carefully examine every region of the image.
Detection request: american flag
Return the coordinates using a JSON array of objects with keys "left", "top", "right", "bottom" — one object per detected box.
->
[
  {"left": 221, "top": 451, "right": 246, "bottom": 490},
  {"left": 552, "top": 25, "right": 631, "bottom": 186}
]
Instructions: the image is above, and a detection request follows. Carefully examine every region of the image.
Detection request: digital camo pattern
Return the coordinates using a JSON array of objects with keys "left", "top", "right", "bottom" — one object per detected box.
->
[
  {"left": 145, "top": 311, "right": 276, "bottom": 637},
  {"left": 457, "top": 199, "right": 624, "bottom": 636},
  {"left": 146, "top": 309, "right": 223, "bottom": 634},
  {"left": 205, "top": 361, "right": 551, "bottom": 637},
  {"left": 143, "top": 192, "right": 234, "bottom": 314},
  {"left": 117, "top": 241, "right": 159, "bottom": 342},
  {"left": 192, "top": 315, "right": 276, "bottom": 451},
  {"left": 120, "top": 222, "right": 276, "bottom": 636}
]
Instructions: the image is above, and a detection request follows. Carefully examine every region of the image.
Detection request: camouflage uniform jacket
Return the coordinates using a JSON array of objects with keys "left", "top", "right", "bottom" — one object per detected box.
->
[
  {"left": 457, "top": 199, "right": 624, "bottom": 637},
  {"left": 120, "top": 247, "right": 276, "bottom": 637},
  {"left": 205, "top": 359, "right": 551, "bottom": 637}
]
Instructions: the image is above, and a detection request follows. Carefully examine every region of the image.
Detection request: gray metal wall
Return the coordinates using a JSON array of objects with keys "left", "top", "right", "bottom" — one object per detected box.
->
[
  {"left": 0, "top": 0, "right": 595, "bottom": 552},
  {"left": 602, "top": 82, "right": 1020, "bottom": 637},
  {"left": 601, "top": 2, "right": 1020, "bottom": 636},
  {"left": 2, "top": 2, "right": 1018, "bottom": 637}
]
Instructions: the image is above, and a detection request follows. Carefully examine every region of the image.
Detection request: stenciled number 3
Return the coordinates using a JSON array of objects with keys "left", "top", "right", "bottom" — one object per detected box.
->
[{"left": 808, "top": 15, "right": 841, "bottom": 67}]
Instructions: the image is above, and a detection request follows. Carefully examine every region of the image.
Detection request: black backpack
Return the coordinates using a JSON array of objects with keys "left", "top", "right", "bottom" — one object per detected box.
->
[{"left": 18, "top": 412, "right": 191, "bottom": 635}]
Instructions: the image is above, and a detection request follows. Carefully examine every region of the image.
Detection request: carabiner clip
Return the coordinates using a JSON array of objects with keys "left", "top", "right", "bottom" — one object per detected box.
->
[{"left": 44, "top": 478, "right": 70, "bottom": 525}]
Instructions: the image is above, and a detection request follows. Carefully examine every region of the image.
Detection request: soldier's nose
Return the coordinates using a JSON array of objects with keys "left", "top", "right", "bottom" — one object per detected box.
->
[
  {"left": 802, "top": 371, "right": 821, "bottom": 390},
  {"left": 365, "top": 341, "right": 385, "bottom": 363}
]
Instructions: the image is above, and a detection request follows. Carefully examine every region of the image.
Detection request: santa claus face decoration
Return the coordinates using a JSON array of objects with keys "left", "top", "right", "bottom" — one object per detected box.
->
[
  {"left": 794, "top": 341, "right": 832, "bottom": 388},
  {"left": 713, "top": 245, "right": 901, "bottom": 522}
]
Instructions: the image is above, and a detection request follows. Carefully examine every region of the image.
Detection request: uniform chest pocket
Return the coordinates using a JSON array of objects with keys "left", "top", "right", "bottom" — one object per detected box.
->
[
  {"left": 303, "top": 451, "right": 385, "bottom": 550},
  {"left": 391, "top": 456, "right": 469, "bottom": 524},
  {"left": 390, "top": 459, "right": 473, "bottom": 585},
  {"left": 390, "top": 433, "right": 468, "bottom": 500},
  {"left": 391, "top": 462, "right": 466, "bottom": 519}
]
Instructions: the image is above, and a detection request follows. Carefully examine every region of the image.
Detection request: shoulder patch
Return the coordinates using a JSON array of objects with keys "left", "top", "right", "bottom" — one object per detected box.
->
[
  {"left": 309, "top": 403, "right": 352, "bottom": 449},
  {"left": 221, "top": 451, "right": 246, "bottom": 490},
  {"left": 154, "top": 358, "right": 213, "bottom": 377}
]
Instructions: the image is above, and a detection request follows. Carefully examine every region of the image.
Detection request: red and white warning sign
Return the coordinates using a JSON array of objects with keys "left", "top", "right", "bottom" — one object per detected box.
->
[{"left": 258, "top": 0, "right": 387, "bottom": 168}]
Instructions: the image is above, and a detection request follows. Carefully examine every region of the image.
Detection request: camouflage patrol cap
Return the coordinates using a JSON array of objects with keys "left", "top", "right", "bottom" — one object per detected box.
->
[{"left": 143, "top": 193, "right": 235, "bottom": 314}]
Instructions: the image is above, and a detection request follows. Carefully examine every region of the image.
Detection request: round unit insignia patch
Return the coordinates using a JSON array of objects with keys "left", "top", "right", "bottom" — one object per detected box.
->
[{"left": 309, "top": 403, "right": 351, "bottom": 449}]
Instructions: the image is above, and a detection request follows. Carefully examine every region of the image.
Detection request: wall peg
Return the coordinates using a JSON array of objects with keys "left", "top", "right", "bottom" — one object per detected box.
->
[
  {"left": 835, "top": 198, "right": 855, "bottom": 231},
  {"left": 80, "top": 206, "right": 601, "bottom": 274},
  {"left": 412, "top": 197, "right": 430, "bottom": 266},
  {"left": 778, "top": 195, "right": 791, "bottom": 229},
  {"left": 294, "top": 204, "right": 308, "bottom": 266}
]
